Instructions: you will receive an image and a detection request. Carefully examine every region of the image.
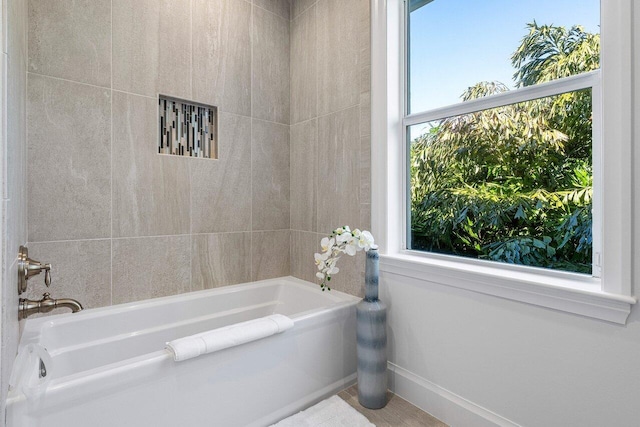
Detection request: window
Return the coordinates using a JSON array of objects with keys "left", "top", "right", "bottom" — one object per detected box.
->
[
  {"left": 406, "top": 0, "right": 600, "bottom": 276},
  {"left": 370, "top": 0, "right": 635, "bottom": 323}
]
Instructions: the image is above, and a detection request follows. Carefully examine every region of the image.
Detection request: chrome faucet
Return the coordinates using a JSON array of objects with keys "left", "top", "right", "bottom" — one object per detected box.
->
[
  {"left": 18, "top": 246, "right": 51, "bottom": 294},
  {"left": 19, "top": 292, "right": 83, "bottom": 320}
]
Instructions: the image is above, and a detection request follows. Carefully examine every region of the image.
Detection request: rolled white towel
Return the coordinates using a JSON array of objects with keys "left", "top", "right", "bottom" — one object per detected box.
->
[{"left": 166, "top": 314, "right": 294, "bottom": 362}]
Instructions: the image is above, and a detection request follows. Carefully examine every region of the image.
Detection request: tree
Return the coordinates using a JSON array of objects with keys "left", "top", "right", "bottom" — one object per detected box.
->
[{"left": 410, "top": 23, "right": 599, "bottom": 273}]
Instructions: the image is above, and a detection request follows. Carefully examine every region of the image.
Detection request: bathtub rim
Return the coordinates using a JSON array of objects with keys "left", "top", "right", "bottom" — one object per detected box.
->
[{"left": 20, "top": 276, "right": 360, "bottom": 332}]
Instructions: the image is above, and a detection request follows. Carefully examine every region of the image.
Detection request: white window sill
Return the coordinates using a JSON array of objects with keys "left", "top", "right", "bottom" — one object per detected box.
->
[{"left": 379, "top": 252, "right": 636, "bottom": 324}]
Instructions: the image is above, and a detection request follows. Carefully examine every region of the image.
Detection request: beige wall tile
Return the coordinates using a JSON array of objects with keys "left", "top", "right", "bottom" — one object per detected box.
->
[
  {"left": 317, "top": 0, "right": 360, "bottom": 115},
  {"left": 28, "top": 0, "right": 111, "bottom": 87},
  {"left": 112, "top": 236, "right": 190, "bottom": 304},
  {"left": 290, "top": 119, "right": 317, "bottom": 232},
  {"left": 360, "top": 90, "right": 371, "bottom": 137},
  {"left": 2, "top": 0, "right": 28, "bottom": 411},
  {"left": 27, "top": 74, "right": 111, "bottom": 242},
  {"left": 252, "top": 5, "right": 290, "bottom": 124},
  {"left": 290, "top": 2, "right": 317, "bottom": 124},
  {"left": 6, "top": 0, "right": 27, "bottom": 268},
  {"left": 254, "top": 0, "right": 290, "bottom": 20},
  {"left": 192, "top": 0, "right": 251, "bottom": 116},
  {"left": 252, "top": 119, "right": 290, "bottom": 230},
  {"left": 252, "top": 230, "right": 290, "bottom": 280},
  {"left": 292, "top": 0, "right": 316, "bottom": 20},
  {"left": 360, "top": 203, "right": 371, "bottom": 232},
  {"left": 26, "top": 240, "right": 112, "bottom": 311},
  {"left": 317, "top": 106, "right": 361, "bottom": 234},
  {"left": 112, "top": 0, "right": 190, "bottom": 99},
  {"left": 192, "top": 232, "right": 251, "bottom": 290},
  {"left": 360, "top": 135, "right": 371, "bottom": 204},
  {"left": 290, "top": 230, "right": 320, "bottom": 284},
  {"left": 112, "top": 92, "right": 190, "bottom": 237},
  {"left": 191, "top": 113, "right": 252, "bottom": 233}
]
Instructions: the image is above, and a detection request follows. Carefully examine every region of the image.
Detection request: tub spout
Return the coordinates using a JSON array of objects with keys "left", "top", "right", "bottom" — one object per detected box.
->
[{"left": 19, "top": 292, "right": 83, "bottom": 320}]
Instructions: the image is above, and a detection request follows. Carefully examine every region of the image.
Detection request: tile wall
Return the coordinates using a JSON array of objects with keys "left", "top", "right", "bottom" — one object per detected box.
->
[
  {"left": 1, "top": 0, "right": 28, "bottom": 418},
  {"left": 289, "top": 0, "right": 371, "bottom": 296},
  {"left": 25, "top": 0, "right": 372, "bottom": 312},
  {"left": 25, "top": 0, "right": 291, "bottom": 311}
]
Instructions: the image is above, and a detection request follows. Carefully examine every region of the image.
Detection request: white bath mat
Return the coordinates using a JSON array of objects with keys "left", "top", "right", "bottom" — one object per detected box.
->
[{"left": 270, "top": 395, "right": 375, "bottom": 427}]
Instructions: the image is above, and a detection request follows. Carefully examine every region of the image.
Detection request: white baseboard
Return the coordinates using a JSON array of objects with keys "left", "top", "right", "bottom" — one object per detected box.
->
[{"left": 388, "top": 363, "right": 520, "bottom": 427}]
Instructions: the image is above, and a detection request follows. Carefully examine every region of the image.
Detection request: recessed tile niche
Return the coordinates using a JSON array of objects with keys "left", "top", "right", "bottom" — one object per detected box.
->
[{"left": 158, "top": 95, "right": 218, "bottom": 159}]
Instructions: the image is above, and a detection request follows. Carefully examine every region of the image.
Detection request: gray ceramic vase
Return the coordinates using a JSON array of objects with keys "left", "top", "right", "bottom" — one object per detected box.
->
[{"left": 356, "top": 248, "right": 388, "bottom": 409}]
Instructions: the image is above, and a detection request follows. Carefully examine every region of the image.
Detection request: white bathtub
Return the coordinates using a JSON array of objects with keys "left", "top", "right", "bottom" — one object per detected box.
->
[{"left": 6, "top": 277, "right": 359, "bottom": 427}]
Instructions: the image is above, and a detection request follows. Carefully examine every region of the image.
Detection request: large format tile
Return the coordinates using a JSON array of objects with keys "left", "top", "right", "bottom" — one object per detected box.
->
[
  {"left": 192, "top": 233, "right": 251, "bottom": 290},
  {"left": 192, "top": 0, "right": 251, "bottom": 116},
  {"left": 112, "top": 0, "right": 190, "bottom": 99},
  {"left": 112, "top": 92, "right": 190, "bottom": 237},
  {"left": 317, "top": 0, "right": 361, "bottom": 115},
  {"left": 252, "top": 119, "right": 290, "bottom": 230},
  {"left": 360, "top": 135, "right": 371, "bottom": 204},
  {"left": 254, "top": 0, "right": 290, "bottom": 20},
  {"left": 252, "top": 230, "right": 290, "bottom": 281},
  {"left": 25, "top": 240, "right": 112, "bottom": 311},
  {"left": 292, "top": 0, "right": 316, "bottom": 19},
  {"left": 290, "top": 119, "right": 317, "bottom": 232},
  {"left": 252, "top": 6, "right": 290, "bottom": 124},
  {"left": 27, "top": 74, "right": 111, "bottom": 242},
  {"left": 317, "top": 106, "right": 361, "bottom": 234},
  {"left": 6, "top": 0, "right": 27, "bottom": 264},
  {"left": 290, "top": 2, "right": 317, "bottom": 124},
  {"left": 290, "top": 230, "right": 320, "bottom": 284},
  {"left": 112, "top": 236, "right": 190, "bottom": 304},
  {"left": 28, "top": 0, "right": 111, "bottom": 87},
  {"left": 191, "top": 113, "right": 252, "bottom": 233}
]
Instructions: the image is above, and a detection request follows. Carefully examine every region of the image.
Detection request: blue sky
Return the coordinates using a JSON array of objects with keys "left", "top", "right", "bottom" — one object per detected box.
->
[{"left": 409, "top": 0, "right": 600, "bottom": 114}]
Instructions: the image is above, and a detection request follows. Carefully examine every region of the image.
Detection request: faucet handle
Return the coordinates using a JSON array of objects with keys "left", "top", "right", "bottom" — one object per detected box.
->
[
  {"left": 17, "top": 246, "right": 53, "bottom": 294},
  {"left": 44, "top": 264, "right": 51, "bottom": 287}
]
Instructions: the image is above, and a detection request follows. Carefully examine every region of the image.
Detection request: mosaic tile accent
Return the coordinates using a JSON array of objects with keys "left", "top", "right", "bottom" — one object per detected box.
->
[{"left": 159, "top": 96, "right": 218, "bottom": 158}]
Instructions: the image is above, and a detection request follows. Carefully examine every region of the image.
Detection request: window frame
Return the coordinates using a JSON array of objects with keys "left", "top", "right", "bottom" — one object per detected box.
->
[{"left": 370, "top": 0, "right": 636, "bottom": 324}]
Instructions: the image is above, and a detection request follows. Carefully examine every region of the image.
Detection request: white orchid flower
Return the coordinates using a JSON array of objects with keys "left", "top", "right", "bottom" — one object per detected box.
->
[
  {"left": 336, "top": 232, "right": 352, "bottom": 243},
  {"left": 360, "top": 230, "right": 375, "bottom": 250},
  {"left": 320, "top": 237, "right": 335, "bottom": 252},
  {"left": 314, "top": 253, "right": 328, "bottom": 269},
  {"left": 314, "top": 226, "right": 376, "bottom": 291},
  {"left": 345, "top": 244, "right": 357, "bottom": 256}
]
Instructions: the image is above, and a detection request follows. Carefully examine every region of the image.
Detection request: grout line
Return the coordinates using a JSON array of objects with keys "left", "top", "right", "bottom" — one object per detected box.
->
[
  {"left": 292, "top": 0, "right": 319, "bottom": 21},
  {"left": 27, "top": 71, "right": 295, "bottom": 128},
  {"left": 250, "top": 0, "right": 254, "bottom": 281},
  {"left": 314, "top": 1, "right": 320, "bottom": 243},
  {"left": 110, "top": 0, "right": 114, "bottom": 306},
  {"left": 252, "top": 2, "right": 290, "bottom": 22},
  {"left": 27, "top": 71, "right": 111, "bottom": 91},
  {"left": 27, "top": 230, "right": 292, "bottom": 245},
  {"left": 24, "top": 0, "right": 29, "bottom": 249},
  {"left": 189, "top": 0, "right": 193, "bottom": 292},
  {"left": 291, "top": 102, "right": 362, "bottom": 128}
]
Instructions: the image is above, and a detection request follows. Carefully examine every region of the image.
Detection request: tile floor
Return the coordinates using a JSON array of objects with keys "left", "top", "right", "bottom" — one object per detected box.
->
[{"left": 338, "top": 385, "right": 448, "bottom": 427}]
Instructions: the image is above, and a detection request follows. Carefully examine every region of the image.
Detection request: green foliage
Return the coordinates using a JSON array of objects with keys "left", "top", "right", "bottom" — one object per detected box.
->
[{"left": 410, "top": 23, "right": 599, "bottom": 274}]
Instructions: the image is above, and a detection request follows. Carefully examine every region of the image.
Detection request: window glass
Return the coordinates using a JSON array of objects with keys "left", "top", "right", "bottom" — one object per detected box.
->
[
  {"left": 409, "top": 90, "right": 593, "bottom": 274},
  {"left": 408, "top": 0, "right": 600, "bottom": 114},
  {"left": 407, "top": 0, "right": 600, "bottom": 274}
]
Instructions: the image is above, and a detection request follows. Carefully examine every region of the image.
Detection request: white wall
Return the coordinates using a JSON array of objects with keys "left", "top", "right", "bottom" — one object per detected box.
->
[{"left": 380, "top": 5, "right": 640, "bottom": 427}]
